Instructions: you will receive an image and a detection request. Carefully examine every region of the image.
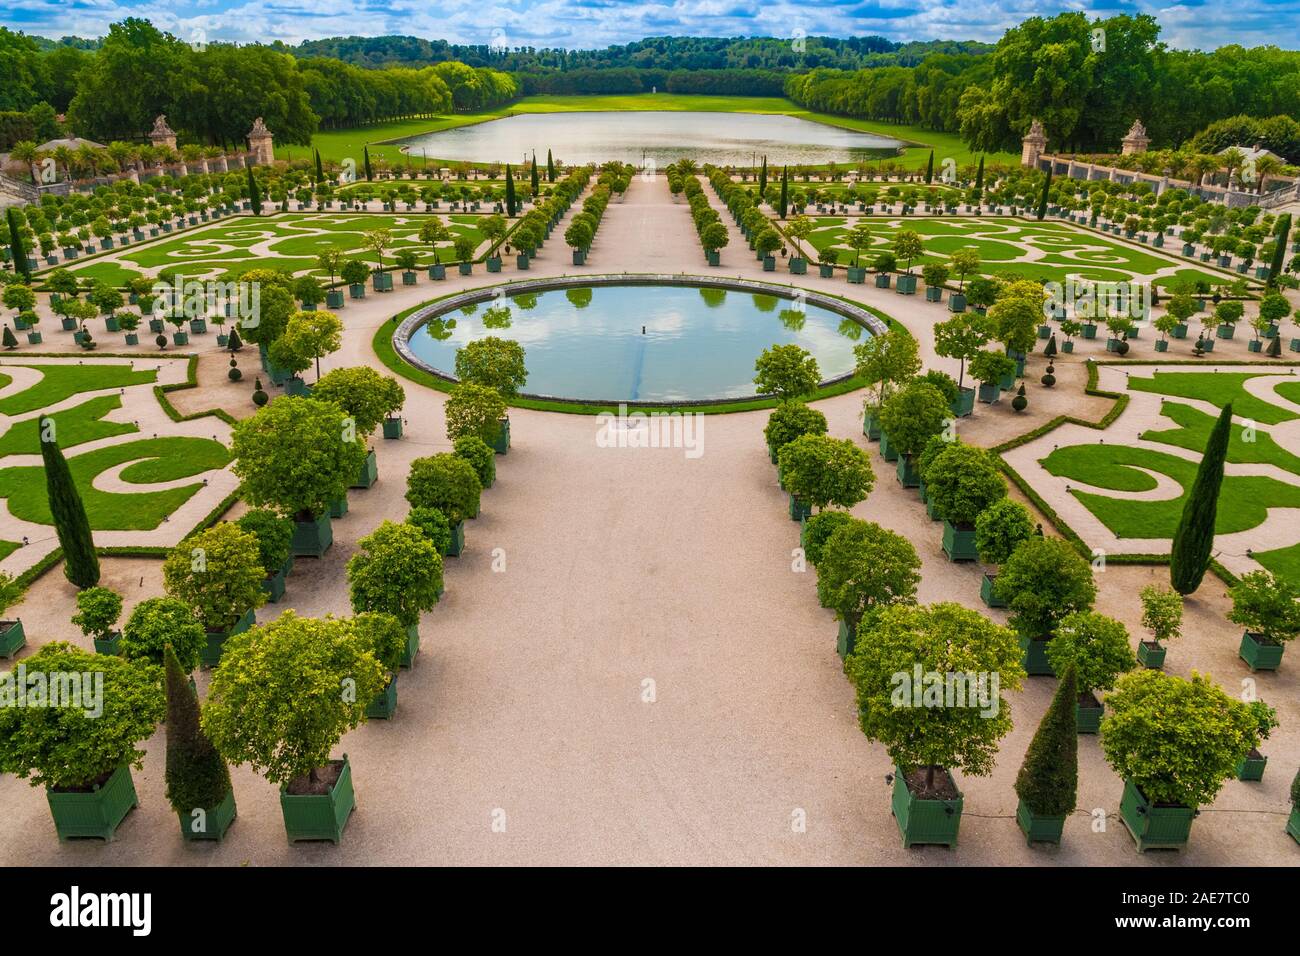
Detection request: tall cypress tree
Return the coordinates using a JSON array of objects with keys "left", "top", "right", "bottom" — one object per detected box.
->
[
  {"left": 530, "top": 151, "right": 539, "bottom": 194},
  {"left": 546, "top": 149, "right": 555, "bottom": 182},
  {"left": 1036, "top": 166, "right": 1052, "bottom": 221},
  {"left": 1170, "top": 403, "right": 1232, "bottom": 594},
  {"left": 246, "top": 165, "right": 262, "bottom": 216},
  {"left": 924, "top": 150, "right": 934, "bottom": 184},
  {"left": 504, "top": 164, "right": 517, "bottom": 217},
  {"left": 779, "top": 166, "right": 788, "bottom": 220},
  {"left": 759, "top": 156, "right": 767, "bottom": 195},
  {"left": 974, "top": 155, "right": 985, "bottom": 202},
  {"left": 7, "top": 207, "right": 30, "bottom": 283},
  {"left": 1014, "top": 664, "right": 1078, "bottom": 820},
  {"left": 164, "top": 645, "right": 233, "bottom": 822},
  {"left": 363, "top": 146, "right": 373, "bottom": 182},
  {"left": 1268, "top": 214, "right": 1291, "bottom": 288},
  {"left": 40, "top": 416, "right": 99, "bottom": 588},
  {"left": 314, "top": 149, "right": 324, "bottom": 185}
]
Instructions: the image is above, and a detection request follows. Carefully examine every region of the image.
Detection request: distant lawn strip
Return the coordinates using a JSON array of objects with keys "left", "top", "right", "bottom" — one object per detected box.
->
[
  {"left": 373, "top": 284, "right": 903, "bottom": 415},
  {"left": 0, "top": 540, "right": 19, "bottom": 562},
  {"left": 1127, "top": 371, "right": 1298, "bottom": 426},
  {"left": 0, "top": 395, "right": 136, "bottom": 455},
  {"left": 0, "top": 363, "right": 158, "bottom": 416},
  {"left": 0, "top": 436, "right": 230, "bottom": 531},
  {"left": 1039, "top": 442, "right": 1300, "bottom": 539},
  {"left": 1142, "top": 400, "right": 1300, "bottom": 477}
]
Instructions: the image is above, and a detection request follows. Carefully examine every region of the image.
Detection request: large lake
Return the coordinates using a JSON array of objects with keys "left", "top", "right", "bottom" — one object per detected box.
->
[
  {"left": 394, "top": 111, "right": 904, "bottom": 167},
  {"left": 405, "top": 283, "right": 869, "bottom": 402}
]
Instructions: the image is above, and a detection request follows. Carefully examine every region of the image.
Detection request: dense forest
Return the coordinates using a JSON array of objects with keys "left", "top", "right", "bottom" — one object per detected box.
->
[
  {"left": 288, "top": 35, "right": 993, "bottom": 72},
  {"left": 787, "top": 14, "right": 1300, "bottom": 156},
  {"left": 0, "top": 20, "right": 517, "bottom": 149}
]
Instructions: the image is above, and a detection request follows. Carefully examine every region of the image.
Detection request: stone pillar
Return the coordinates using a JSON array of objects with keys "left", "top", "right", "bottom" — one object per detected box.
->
[
  {"left": 1120, "top": 120, "right": 1150, "bottom": 155},
  {"left": 149, "top": 115, "right": 177, "bottom": 153},
  {"left": 247, "top": 117, "right": 274, "bottom": 166},
  {"left": 1021, "top": 119, "right": 1046, "bottom": 168}
]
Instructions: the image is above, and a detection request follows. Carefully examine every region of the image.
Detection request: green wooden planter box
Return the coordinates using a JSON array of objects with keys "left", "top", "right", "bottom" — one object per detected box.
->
[
  {"left": 874, "top": 273, "right": 891, "bottom": 289},
  {"left": 925, "top": 286, "right": 943, "bottom": 303},
  {"left": 707, "top": 251, "right": 721, "bottom": 266},
  {"left": 1081, "top": 323, "right": 1097, "bottom": 339},
  {"left": 351, "top": 448, "right": 378, "bottom": 489},
  {"left": 948, "top": 293, "right": 966, "bottom": 313},
  {"left": 836, "top": 615, "right": 861, "bottom": 659},
  {"left": 762, "top": 256, "right": 776, "bottom": 271},
  {"left": 46, "top": 765, "right": 140, "bottom": 842},
  {"left": 941, "top": 520, "right": 977, "bottom": 561},
  {"left": 1248, "top": 340, "right": 1262, "bottom": 353},
  {"left": 879, "top": 431, "right": 898, "bottom": 462},
  {"left": 572, "top": 250, "right": 586, "bottom": 266},
  {"left": 445, "top": 520, "right": 466, "bottom": 557},
  {"left": 846, "top": 267, "right": 866, "bottom": 284},
  {"left": 493, "top": 417, "right": 511, "bottom": 455},
  {"left": 818, "top": 263, "right": 833, "bottom": 277},
  {"left": 1019, "top": 634, "right": 1055, "bottom": 676},
  {"left": 285, "top": 377, "right": 311, "bottom": 397},
  {"left": 1235, "top": 751, "right": 1267, "bottom": 781},
  {"left": 349, "top": 284, "right": 365, "bottom": 299},
  {"left": 172, "top": 331, "right": 189, "bottom": 346},
  {"left": 0, "top": 619, "right": 26, "bottom": 658},
  {"left": 93, "top": 630, "right": 122, "bottom": 656},
  {"left": 895, "top": 274, "right": 917, "bottom": 295},
  {"left": 788, "top": 494, "right": 811, "bottom": 522},
  {"left": 1216, "top": 324, "right": 1235, "bottom": 340},
  {"left": 179, "top": 787, "right": 237, "bottom": 842},
  {"left": 372, "top": 272, "right": 393, "bottom": 292},
  {"left": 1136, "top": 641, "right": 1165, "bottom": 669},
  {"left": 201, "top": 606, "right": 256, "bottom": 668},
  {"left": 980, "top": 573, "right": 1005, "bottom": 608},
  {"left": 366, "top": 676, "right": 398, "bottom": 719},
  {"left": 329, "top": 495, "right": 348, "bottom": 519},
  {"left": 1076, "top": 699, "right": 1104, "bottom": 734},
  {"left": 428, "top": 264, "right": 446, "bottom": 281},
  {"left": 401, "top": 624, "right": 420, "bottom": 668},
  {"left": 1119, "top": 779, "right": 1195, "bottom": 852},
  {"left": 891, "top": 769, "right": 963, "bottom": 848},
  {"left": 280, "top": 756, "right": 355, "bottom": 844},
  {"left": 925, "top": 492, "right": 942, "bottom": 521},
  {"left": 105, "top": 315, "right": 120, "bottom": 332},
  {"left": 896, "top": 454, "right": 920, "bottom": 488},
  {"left": 402, "top": 271, "right": 418, "bottom": 286},
  {"left": 1016, "top": 798, "right": 1066, "bottom": 845},
  {"left": 863, "top": 410, "right": 881, "bottom": 440},
  {"left": 383, "top": 416, "right": 403, "bottom": 439},
  {"left": 788, "top": 257, "right": 806, "bottom": 275},
  {"left": 458, "top": 262, "right": 473, "bottom": 276},
  {"left": 326, "top": 290, "right": 345, "bottom": 308},
  {"left": 1238, "top": 631, "right": 1284, "bottom": 672},
  {"left": 263, "top": 555, "right": 292, "bottom": 603},
  {"left": 292, "top": 513, "right": 333, "bottom": 557},
  {"left": 516, "top": 254, "right": 531, "bottom": 270},
  {"left": 189, "top": 318, "right": 207, "bottom": 334},
  {"left": 950, "top": 387, "right": 974, "bottom": 418},
  {"left": 977, "top": 382, "right": 999, "bottom": 403}
]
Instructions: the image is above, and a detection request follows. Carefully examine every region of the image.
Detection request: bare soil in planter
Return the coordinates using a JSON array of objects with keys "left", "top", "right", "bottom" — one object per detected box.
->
[
  {"left": 904, "top": 765, "right": 959, "bottom": 800},
  {"left": 1140, "top": 640, "right": 1160, "bottom": 651},
  {"left": 1245, "top": 747, "right": 1262, "bottom": 760},
  {"left": 285, "top": 759, "right": 344, "bottom": 796},
  {"left": 1078, "top": 690, "right": 1101, "bottom": 708},
  {"left": 53, "top": 767, "right": 116, "bottom": 794}
]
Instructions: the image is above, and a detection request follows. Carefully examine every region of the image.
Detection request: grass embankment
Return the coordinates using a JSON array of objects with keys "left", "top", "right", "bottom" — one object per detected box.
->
[{"left": 290, "top": 94, "right": 1013, "bottom": 170}]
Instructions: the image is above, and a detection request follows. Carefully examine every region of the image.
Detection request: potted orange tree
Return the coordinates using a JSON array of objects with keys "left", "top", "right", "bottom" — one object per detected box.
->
[
  {"left": 814, "top": 518, "right": 918, "bottom": 658},
  {"left": 0, "top": 642, "right": 164, "bottom": 841},
  {"left": 847, "top": 602, "right": 1024, "bottom": 847},
  {"left": 348, "top": 520, "right": 444, "bottom": 670},
  {"left": 72, "top": 585, "right": 124, "bottom": 655},
  {"left": 163, "top": 522, "right": 267, "bottom": 668},
  {"left": 406, "top": 453, "right": 482, "bottom": 555},
  {"left": 1045, "top": 611, "right": 1137, "bottom": 733},
  {"left": 1136, "top": 584, "right": 1182, "bottom": 669},
  {"left": 974, "top": 499, "right": 1035, "bottom": 608},
  {"left": 923, "top": 443, "right": 1007, "bottom": 561},
  {"left": 202, "top": 612, "right": 386, "bottom": 844},
  {"left": 1229, "top": 570, "right": 1300, "bottom": 672},
  {"left": 995, "top": 536, "right": 1097, "bottom": 675}
]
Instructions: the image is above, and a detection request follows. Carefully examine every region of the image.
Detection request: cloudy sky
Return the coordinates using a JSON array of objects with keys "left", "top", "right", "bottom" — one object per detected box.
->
[{"left": 3, "top": 0, "right": 1295, "bottom": 50}]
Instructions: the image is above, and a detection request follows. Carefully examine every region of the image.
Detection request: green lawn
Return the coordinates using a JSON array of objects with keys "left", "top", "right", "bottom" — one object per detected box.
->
[
  {"left": 0, "top": 436, "right": 230, "bottom": 530},
  {"left": 290, "top": 94, "right": 1014, "bottom": 169},
  {"left": 1128, "top": 372, "right": 1297, "bottom": 425},
  {"left": 0, "top": 395, "right": 136, "bottom": 455},
  {"left": 0, "top": 364, "right": 157, "bottom": 416},
  {"left": 1039, "top": 443, "right": 1300, "bottom": 539},
  {"left": 1141, "top": 400, "right": 1300, "bottom": 476},
  {"left": 1254, "top": 542, "right": 1300, "bottom": 584}
]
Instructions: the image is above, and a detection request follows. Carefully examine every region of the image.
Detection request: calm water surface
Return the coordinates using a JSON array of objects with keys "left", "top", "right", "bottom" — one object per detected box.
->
[
  {"left": 396, "top": 111, "right": 903, "bottom": 167},
  {"left": 406, "top": 284, "right": 869, "bottom": 402}
]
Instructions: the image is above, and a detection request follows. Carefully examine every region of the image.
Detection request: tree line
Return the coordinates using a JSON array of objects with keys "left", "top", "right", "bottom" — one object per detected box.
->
[
  {"left": 0, "top": 19, "right": 517, "bottom": 149},
  {"left": 786, "top": 13, "right": 1300, "bottom": 158}
]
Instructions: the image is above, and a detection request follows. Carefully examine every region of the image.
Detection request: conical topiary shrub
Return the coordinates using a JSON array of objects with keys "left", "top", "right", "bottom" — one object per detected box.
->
[
  {"left": 164, "top": 645, "right": 235, "bottom": 841},
  {"left": 40, "top": 416, "right": 99, "bottom": 588},
  {"left": 1170, "top": 403, "right": 1231, "bottom": 594},
  {"left": 1014, "top": 664, "right": 1078, "bottom": 844}
]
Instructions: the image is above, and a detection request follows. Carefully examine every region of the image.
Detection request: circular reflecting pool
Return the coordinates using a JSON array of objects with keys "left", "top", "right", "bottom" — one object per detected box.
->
[{"left": 402, "top": 280, "right": 878, "bottom": 403}]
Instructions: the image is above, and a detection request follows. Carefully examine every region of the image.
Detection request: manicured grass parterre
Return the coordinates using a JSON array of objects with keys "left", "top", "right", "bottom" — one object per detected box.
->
[
  {"left": 1128, "top": 371, "right": 1297, "bottom": 425},
  {"left": 1141, "top": 400, "right": 1300, "bottom": 476},
  {"left": 0, "top": 395, "right": 136, "bottom": 455},
  {"left": 802, "top": 217, "right": 1235, "bottom": 290},
  {"left": 0, "top": 363, "right": 157, "bottom": 415},
  {"left": 0, "top": 436, "right": 230, "bottom": 531},
  {"left": 64, "top": 212, "right": 488, "bottom": 283}
]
